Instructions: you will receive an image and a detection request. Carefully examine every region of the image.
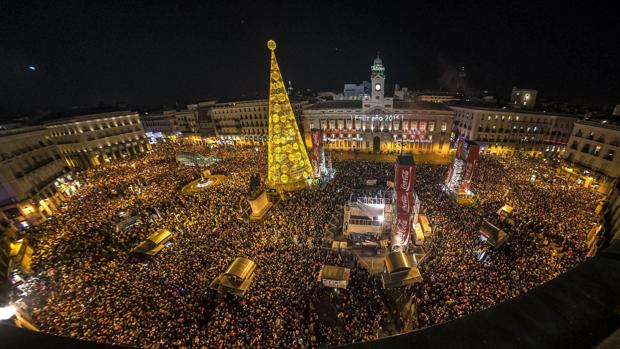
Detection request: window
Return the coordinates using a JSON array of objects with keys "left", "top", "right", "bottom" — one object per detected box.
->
[
  {"left": 581, "top": 144, "right": 590, "bottom": 153},
  {"left": 593, "top": 146, "right": 601, "bottom": 156},
  {"left": 441, "top": 122, "right": 447, "bottom": 132},
  {"left": 428, "top": 122, "right": 435, "bottom": 132},
  {"left": 605, "top": 150, "right": 615, "bottom": 161}
]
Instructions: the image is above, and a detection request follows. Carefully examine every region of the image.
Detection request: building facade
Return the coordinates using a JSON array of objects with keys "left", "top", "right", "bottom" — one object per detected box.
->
[
  {"left": 140, "top": 112, "right": 176, "bottom": 135},
  {"left": 343, "top": 82, "right": 370, "bottom": 100},
  {"left": 208, "top": 98, "right": 305, "bottom": 145},
  {"left": 46, "top": 111, "right": 149, "bottom": 169},
  {"left": 510, "top": 87, "right": 538, "bottom": 109},
  {"left": 0, "top": 127, "right": 68, "bottom": 225},
  {"left": 415, "top": 92, "right": 459, "bottom": 104},
  {"left": 564, "top": 120, "right": 620, "bottom": 192},
  {"left": 196, "top": 101, "right": 218, "bottom": 138},
  {"left": 302, "top": 56, "right": 455, "bottom": 155},
  {"left": 171, "top": 106, "right": 199, "bottom": 134},
  {"left": 452, "top": 105, "right": 577, "bottom": 157}
]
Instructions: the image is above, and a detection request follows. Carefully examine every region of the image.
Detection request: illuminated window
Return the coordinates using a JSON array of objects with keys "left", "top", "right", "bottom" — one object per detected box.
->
[
  {"left": 605, "top": 150, "right": 615, "bottom": 161},
  {"left": 441, "top": 122, "right": 447, "bottom": 132}
]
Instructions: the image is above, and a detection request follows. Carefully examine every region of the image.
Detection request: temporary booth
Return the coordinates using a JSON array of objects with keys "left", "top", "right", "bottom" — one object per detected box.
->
[
  {"left": 318, "top": 265, "right": 351, "bottom": 289},
  {"left": 418, "top": 214, "right": 432, "bottom": 238},
  {"left": 210, "top": 257, "right": 257, "bottom": 296},
  {"left": 480, "top": 220, "right": 508, "bottom": 248},
  {"left": 497, "top": 204, "right": 514, "bottom": 221},
  {"left": 331, "top": 240, "right": 348, "bottom": 251},
  {"left": 130, "top": 229, "right": 173, "bottom": 257},
  {"left": 381, "top": 251, "right": 422, "bottom": 289}
]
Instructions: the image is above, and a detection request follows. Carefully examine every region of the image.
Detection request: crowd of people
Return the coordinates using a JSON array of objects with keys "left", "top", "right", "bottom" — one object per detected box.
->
[
  {"left": 21, "top": 142, "right": 599, "bottom": 348},
  {"left": 414, "top": 155, "right": 599, "bottom": 327}
]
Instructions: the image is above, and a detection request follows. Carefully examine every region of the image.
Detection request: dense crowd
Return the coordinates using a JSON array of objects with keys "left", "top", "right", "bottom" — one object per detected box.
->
[
  {"left": 22, "top": 143, "right": 598, "bottom": 348},
  {"left": 414, "top": 155, "right": 599, "bottom": 326}
]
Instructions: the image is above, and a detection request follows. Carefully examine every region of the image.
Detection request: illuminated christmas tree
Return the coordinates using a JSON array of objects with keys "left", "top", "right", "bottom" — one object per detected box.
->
[{"left": 266, "top": 39, "right": 314, "bottom": 191}]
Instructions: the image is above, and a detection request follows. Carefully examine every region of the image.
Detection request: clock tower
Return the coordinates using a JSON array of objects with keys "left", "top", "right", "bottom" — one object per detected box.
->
[{"left": 370, "top": 52, "right": 385, "bottom": 102}]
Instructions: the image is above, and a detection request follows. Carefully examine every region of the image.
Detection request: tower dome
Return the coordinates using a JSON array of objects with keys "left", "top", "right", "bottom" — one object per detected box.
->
[
  {"left": 373, "top": 53, "right": 382, "bottom": 65},
  {"left": 371, "top": 51, "right": 385, "bottom": 77}
]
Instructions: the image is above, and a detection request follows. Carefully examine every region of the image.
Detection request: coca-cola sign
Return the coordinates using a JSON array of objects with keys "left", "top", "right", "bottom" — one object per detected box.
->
[
  {"left": 392, "top": 214, "right": 412, "bottom": 247},
  {"left": 396, "top": 191, "right": 413, "bottom": 214},
  {"left": 395, "top": 164, "right": 415, "bottom": 193}
]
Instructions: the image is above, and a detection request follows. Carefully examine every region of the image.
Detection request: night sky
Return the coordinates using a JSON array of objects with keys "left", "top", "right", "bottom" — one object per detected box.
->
[{"left": 1, "top": 0, "right": 618, "bottom": 119}]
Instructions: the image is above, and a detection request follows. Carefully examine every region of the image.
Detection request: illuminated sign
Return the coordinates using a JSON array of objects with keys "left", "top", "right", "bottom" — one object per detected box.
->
[{"left": 353, "top": 114, "right": 401, "bottom": 122}]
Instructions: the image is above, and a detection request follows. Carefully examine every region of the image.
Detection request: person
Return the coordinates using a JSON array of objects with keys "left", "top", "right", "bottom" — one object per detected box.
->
[{"left": 23, "top": 142, "right": 598, "bottom": 348}]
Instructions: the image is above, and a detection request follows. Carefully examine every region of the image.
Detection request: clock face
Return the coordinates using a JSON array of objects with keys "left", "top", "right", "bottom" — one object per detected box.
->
[{"left": 375, "top": 83, "right": 381, "bottom": 91}]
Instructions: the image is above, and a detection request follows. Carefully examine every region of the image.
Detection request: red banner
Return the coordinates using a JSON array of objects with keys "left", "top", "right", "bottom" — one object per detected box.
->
[
  {"left": 311, "top": 129, "right": 322, "bottom": 149},
  {"left": 462, "top": 142, "right": 480, "bottom": 183},
  {"left": 392, "top": 213, "right": 412, "bottom": 247},
  {"left": 395, "top": 191, "right": 414, "bottom": 214},
  {"left": 395, "top": 164, "right": 415, "bottom": 193}
]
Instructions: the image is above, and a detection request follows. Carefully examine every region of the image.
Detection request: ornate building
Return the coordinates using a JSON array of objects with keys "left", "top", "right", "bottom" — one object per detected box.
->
[
  {"left": 451, "top": 105, "right": 577, "bottom": 157},
  {"left": 0, "top": 127, "right": 69, "bottom": 226},
  {"left": 46, "top": 111, "right": 149, "bottom": 169},
  {"left": 564, "top": 120, "right": 620, "bottom": 192},
  {"left": 302, "top": 55, "right": 455, "bottom": 155}
]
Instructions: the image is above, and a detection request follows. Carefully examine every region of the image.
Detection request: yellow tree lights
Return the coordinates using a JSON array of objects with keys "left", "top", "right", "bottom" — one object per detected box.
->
[{"left": 266, "top": 39, "right": 314, "bottom": 191}]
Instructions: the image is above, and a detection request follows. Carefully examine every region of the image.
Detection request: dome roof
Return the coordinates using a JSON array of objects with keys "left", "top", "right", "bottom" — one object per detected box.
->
[{"left": 373, "top": 56, "right": 383, "bottom": 65}]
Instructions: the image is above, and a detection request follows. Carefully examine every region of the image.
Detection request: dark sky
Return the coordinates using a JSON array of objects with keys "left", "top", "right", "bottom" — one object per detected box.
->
[{"left": 1, "top": 0, "right": 618, "bottom": 119}]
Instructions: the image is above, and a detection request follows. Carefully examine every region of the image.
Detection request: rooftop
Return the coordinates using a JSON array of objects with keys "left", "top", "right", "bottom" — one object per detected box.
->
[
  {"left": 305, "top": 100, "right": 363, "bottom": 110},
  {"left": 575, "top": 119, "right": 620, "bottom": 131},
  {"left": 305, "top": 100, "right": 452, "bottom": 111},
  {"left": 37, "top": 107, "right": 129, "bottom": 124},
  {"left": 0, "top": 125, "right": 47, "bottom": 138},
  {"left": 450, "top": 102, "right": 583, "bottom": 118},
  {"left": 44, "top": 110, "right": 137, "bottom": 126},
  {"left": 393, "top": 101, "right": 452, "bottom": 111}
]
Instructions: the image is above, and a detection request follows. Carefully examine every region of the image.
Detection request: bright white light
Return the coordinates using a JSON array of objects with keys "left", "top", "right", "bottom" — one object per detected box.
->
[
  {"left": 0, "top": 305, "right": 16, "bottom": 320},
  {"left": 378, "top": 216, "right": 384, "bottom": 222}
]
